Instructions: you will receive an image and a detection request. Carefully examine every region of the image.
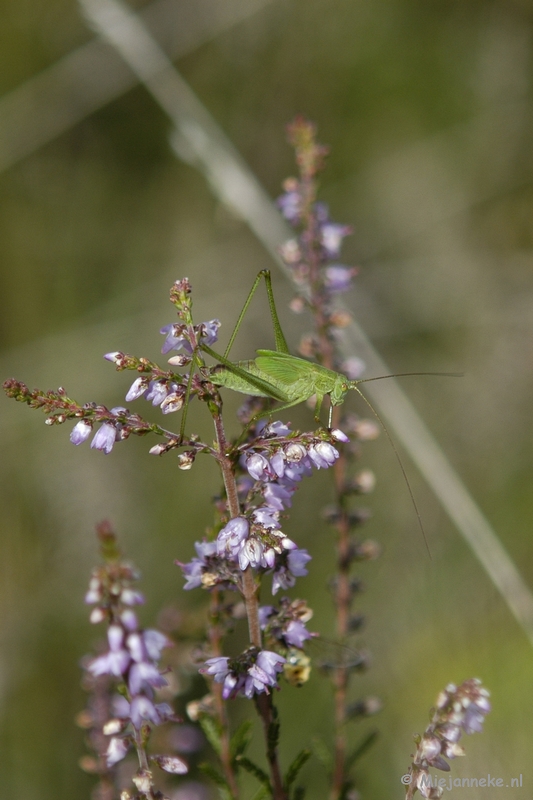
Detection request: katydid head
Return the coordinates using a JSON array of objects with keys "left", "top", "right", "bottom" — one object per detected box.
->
[{"left": 330, "top": 374, "right": 351, "bottom": 406}]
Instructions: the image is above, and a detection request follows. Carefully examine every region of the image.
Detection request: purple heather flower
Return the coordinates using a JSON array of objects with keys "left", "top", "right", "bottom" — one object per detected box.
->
[
  {"left": 106, "top": 736, "right": 129, "bottom": 766},
  {"left": 70, "top": 420, "right": 92, "bottom": 445},
  {"left": 120, "top": 589, "right": 144, "bottom": 606},
  {"left": 152, "top": 755, "right": 188, "bottom": 775},
  {"left": 407, "top": 678, "right": 490, "bottom": 795},
  {"left": 252, "top": 506, "right": 281, "bottom": 529},
  {"left": 238, "top": 538, "right": 266, "bottom": 570},
  {"left": 198, "top": 319, "right": 221, "bottom": 346},
  {"left": 201, "top": 657, "right": 245, "bottom": 700},
  {"left": 88, "top": 625, "right": 130, "bottom": 677},
  {"left": 160, "top": 319, "right": 220, "bottom": 355},
  {"left": 125, "top": 377, "right": 149, "bottom": 402},
  {"left": 145, "top": 380, "right": 169, "bottom": 406},
  {"left": 272, "top": 548, "right": 312, "bottom": 595},
  {"left": 202, "top": 656, "right": 230, "bottom": 682},
  {"left": 284, "top": 442, "right": 307, "bottom": 463},
  {"left": 288, "top": 548, "right": 312, "bottom": 575},
  {"left": 284, "top": 620, "right": 312, "bottom": 649},
  {"left": 320, "top": 222, "right": 352, "bottom": 259},
  {"left": 142, "top": 629, "right": 170, "bottom": 660},
  {"left": 283, "top": 459, "right": 313, "bottom": 482},
  {"left": 307, "top": 441, "right": 339, "bottom": 469},
  {"left": 258, "top": 603, "right": 314, "bottom": 648},
  {"left": 113, "top": 693, "right": 173, "bottom": 729},
  {"left": 263, "top": 482, "right": 295, "bottom": 510},
  {"left": 120, "top": 609, "right": 138, "bottom": 631},
  {"left": 130, "top": 696, "right": 173, "bottom": 729},
  {"left": 90, "top": 422, "right": 117, "bottom": 454},
  {"left": 216, "top": 517, "right": 249, "bottom": 560},
  {"left": 245, "top": 650, "right": 285, "bottom": 697},
  {"left": 277, "top": 189, "right": 301, "bottom": 224},
  {"left": 263, "top": 420, "right": 291, "bottom": 437},
  {"left": 272, "top": 568, "right": 292, "bottom": 595},
  {"left": 128, "top": 661, "right": 167, "bottom": 696},
  {"left": 160, "top": 390, "right": 185, "bottom": 414},
  {"left": 270, "top": 451, "right": 285, "bottom": 478},
  {"left": 202, "top": 650, "right": 285, "bottom": 700},
  {"left": 324, "top": 265, "right": 357, "bottom": 293},
  {"left": 104, "top": 352, "right": 121, "bottom": 364},
  {"left": 180, "top": 540, "right": 218, "bottom": 590},
  {"left": 180, "top": 560, "right": 205, "bottom": 591},
  {"left": 246, "top": 453, "right": 272, "bottom": 481},
  {"left": 160, "top": 323, "right": 190, "bottom": 355},
  {"left": 330, "top": 428, "right": 350, "bottom": 443}
]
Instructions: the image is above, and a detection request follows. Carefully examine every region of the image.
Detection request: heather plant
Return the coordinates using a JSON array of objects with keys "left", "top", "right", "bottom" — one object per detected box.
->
[{"left": 3, "top": 119, "right": 489, "bottom": 800}]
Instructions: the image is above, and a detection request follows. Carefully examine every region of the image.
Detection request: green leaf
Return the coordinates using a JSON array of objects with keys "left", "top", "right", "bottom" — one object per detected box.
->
[
  {"left": 236, "top": 755, "right": 272, "bottom": 793},
  {"left": 199, "top": 716, "right": 223, "bottom": 757},
  {"left": 345, "top": 729, "right": 379, "bottom": 772},
  {"left": 284, "top": 748, "right": 311, "bottom": 790},
  {"left": 311, "top": 736, "right": 333, "bottom": 774},
  {"left": 230, "top": 720, "right": 253, "bottom": 760},
  {"left": 198, "top": 762, "right": 232, "bottom": 800}
]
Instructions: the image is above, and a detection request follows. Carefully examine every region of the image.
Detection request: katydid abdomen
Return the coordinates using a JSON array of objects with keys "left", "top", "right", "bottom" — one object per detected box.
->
[{"left": 208, "top": 349, "right": 351, "bottom": 421}]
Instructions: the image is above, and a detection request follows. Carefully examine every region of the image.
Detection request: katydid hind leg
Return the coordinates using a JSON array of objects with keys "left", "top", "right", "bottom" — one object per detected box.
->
[
  {"left": 262, "top": 269, "right": 290, "bottom": 354},
  {"left": 202, "top": 344, "right": 290, "bottom": 402},
  {"left": 223, "top": 271, "right": 264, "bottom": 359},
  {"left": 223, "top": 270, "right": 289, "bottom": 360},
  {"left": 351, "top": 385, "right": 432, "bottom": 558}
]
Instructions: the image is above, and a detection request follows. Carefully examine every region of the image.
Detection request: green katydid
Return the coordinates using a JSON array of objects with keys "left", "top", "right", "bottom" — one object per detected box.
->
[
  {"left": 199, "top": 270, "right": 459, "bottom": 429},
  {"left": 190, "top": 269, "right": 461, "bottom": 553}
]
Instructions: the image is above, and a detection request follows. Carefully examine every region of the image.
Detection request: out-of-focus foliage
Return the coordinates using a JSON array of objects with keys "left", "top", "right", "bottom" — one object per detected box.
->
[{"left": 1, "top": 0, "right": 533, "bottom": 797}]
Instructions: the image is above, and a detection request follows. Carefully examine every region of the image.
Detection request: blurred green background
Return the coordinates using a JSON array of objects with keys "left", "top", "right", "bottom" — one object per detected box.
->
[{"left": 2, "top": 0, "right": 533, "bottom": 797}]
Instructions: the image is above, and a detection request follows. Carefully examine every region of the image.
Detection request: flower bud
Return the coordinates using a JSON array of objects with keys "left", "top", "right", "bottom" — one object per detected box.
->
[
  {"left": 89, "top": 607, "right": 106, "bottom": 624},
  {"left": 103, "top": 718, "right": 124, "bottom": 735},
  {"left": 151, "top": 754, "right": 188, "bottom": 774},
  {"left": 177, "top": 451, "right": 195, "bottom": 470},
  {"left": 149, "top": 443, "right": 167, "bottom": 456},
  {"left": 132, "top": 770, "right": 153, "bottom": 793},
  {"left": 167, "top": 354, "right": 191, "bottom": 366}
]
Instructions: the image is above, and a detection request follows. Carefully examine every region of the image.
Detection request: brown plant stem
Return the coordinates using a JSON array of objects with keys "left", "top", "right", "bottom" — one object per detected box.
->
[
  {"left": 208, "top": 588, "right": 239, "bottom": 799},
  {"left": 298, "top": 146, "right": 352, "bottom": 799},
  {"left": 211, "top": 406, "right": 287, "bottom": 800},
  {"left": 255, "top": 693, "right": 287, "bottom": 800},
  {"left": 132, "top": 728, "right": 158, "bottom": 800}
]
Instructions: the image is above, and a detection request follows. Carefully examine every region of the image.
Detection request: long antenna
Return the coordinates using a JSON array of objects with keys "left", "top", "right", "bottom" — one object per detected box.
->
[
  {"left": 351, "top": 386, "right": 431, "bottom": 558},
  {"left": 354, "top": 372, "right": 464, "bottom": 385}
]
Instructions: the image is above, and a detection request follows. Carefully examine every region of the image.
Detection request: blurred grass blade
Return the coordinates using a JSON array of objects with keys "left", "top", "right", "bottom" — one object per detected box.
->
[{"left": 0, "top": 0, "right": 276, "bottom": 174}]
